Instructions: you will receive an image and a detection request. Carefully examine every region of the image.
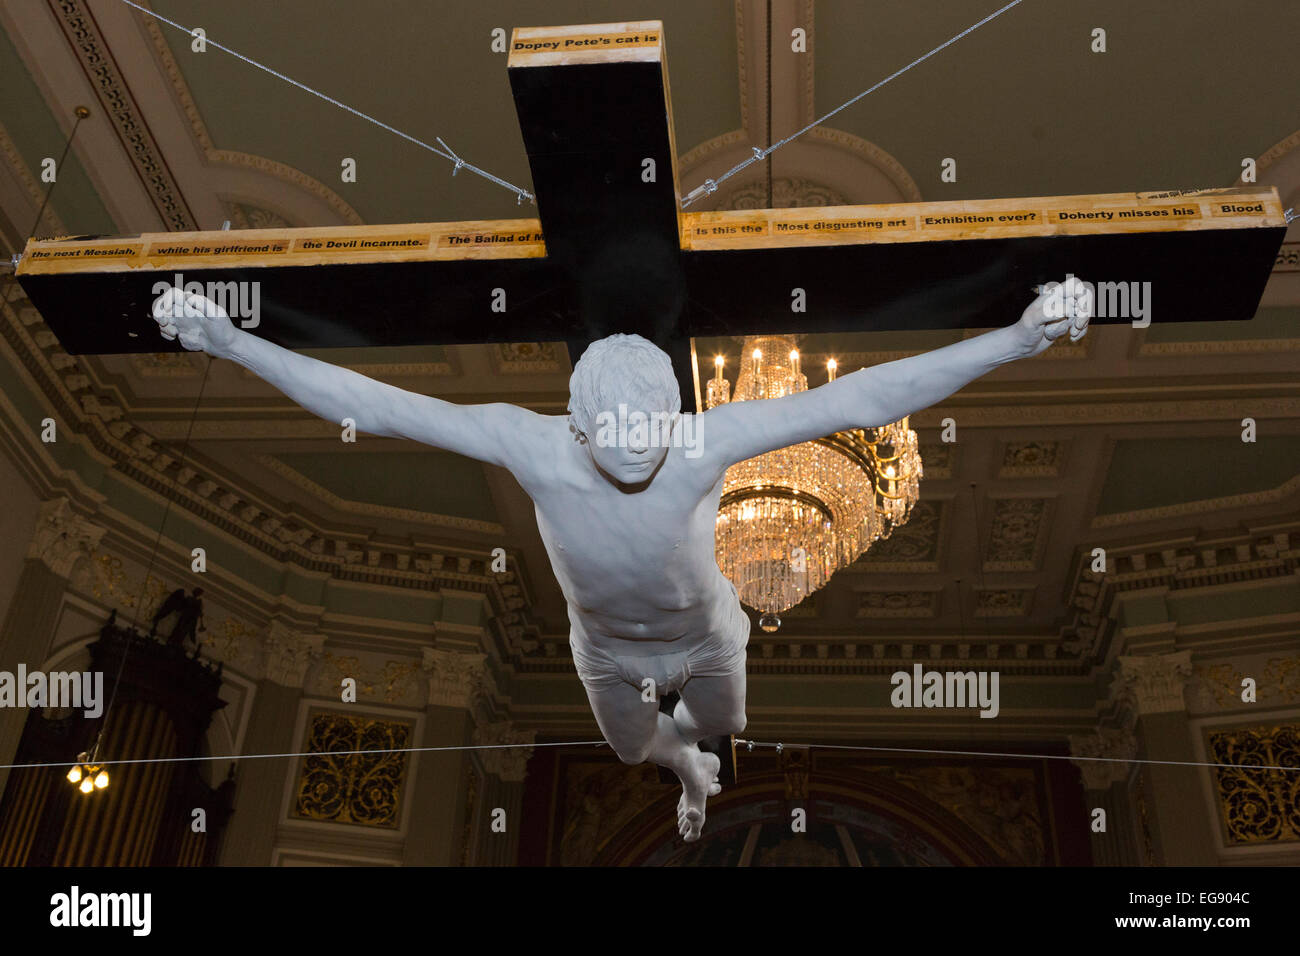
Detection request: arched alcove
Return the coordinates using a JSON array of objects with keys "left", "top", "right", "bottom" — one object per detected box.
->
[{"left": 600, "top": 771, "right": 1001, "bottom": 866}]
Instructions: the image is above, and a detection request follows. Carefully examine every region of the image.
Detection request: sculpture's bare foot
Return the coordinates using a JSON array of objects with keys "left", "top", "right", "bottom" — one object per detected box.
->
[
  {"left": 675, "top": 749, "right": 721, "bottom": 842},
  {"left": 676, "top": 776, "right": 722, "bottom": 834}
]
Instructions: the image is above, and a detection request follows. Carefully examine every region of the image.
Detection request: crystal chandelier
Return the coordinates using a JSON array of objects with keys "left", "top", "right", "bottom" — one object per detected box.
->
[{"left": 710, "top": 335, "right": 922, "bottom": 632}]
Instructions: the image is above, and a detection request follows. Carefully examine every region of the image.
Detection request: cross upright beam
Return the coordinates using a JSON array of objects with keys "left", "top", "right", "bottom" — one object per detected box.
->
[
  {"left": 505, "top": 22, "right": 691, "bottom": 390},
  {"left": 15, "top": 20, "right": 1289, "bottom": 409}
]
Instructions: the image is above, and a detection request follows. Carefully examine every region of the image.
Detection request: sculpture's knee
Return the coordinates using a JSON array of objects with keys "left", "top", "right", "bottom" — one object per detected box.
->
[
  {"left": 696, "top": 709, "right": 746, "bottom": 738},
  {"left": 708, "top": 710, "right": 746, "bottom": 737}
]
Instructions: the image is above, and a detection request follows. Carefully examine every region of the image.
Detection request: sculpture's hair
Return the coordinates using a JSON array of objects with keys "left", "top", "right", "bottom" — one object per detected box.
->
[{"left": 568, "top": 333, "right": 680, "bottom": 434}]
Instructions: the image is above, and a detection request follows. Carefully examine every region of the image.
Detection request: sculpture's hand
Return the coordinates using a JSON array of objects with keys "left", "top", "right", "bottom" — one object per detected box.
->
[
  {"left": 151, "top": 286, "right": 239, "bottom": 357},
  {"left": 1012, "top": 276, "right": 1091, "bottom": 358}
]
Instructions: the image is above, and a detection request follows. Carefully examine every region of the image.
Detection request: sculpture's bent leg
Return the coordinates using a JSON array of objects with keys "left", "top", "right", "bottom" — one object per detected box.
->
[
  {"left": 674, "top": 669, "right": 748, "bottom": 745},
  {"left": 583, "top": 679, "right": 661, "bottom": 765},
  {"left": 584, "top": 680, "right": 720, "bottom": 842}
]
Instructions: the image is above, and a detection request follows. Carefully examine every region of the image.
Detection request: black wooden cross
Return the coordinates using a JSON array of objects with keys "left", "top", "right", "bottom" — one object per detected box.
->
[{"left": 17, "top": 21, "right": 1287, "bottom": 406}]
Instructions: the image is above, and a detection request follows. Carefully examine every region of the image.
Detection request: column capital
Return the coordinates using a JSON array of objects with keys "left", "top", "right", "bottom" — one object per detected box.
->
[
  {"left": 473, "top": 719, "right": 535, "bottom": 782},
  {"left": 28, "top": 497, "right": 105, "bottom": 578},
  {"left": 262, "top": 620, "right": 324, "bottom": 687},
  {"left": 1115, "top": 651, "right": 1194, "bottom": 718},
  {"left": 422, "top": 646, "right": 488, "bottom": 710},
  {"left": 1067, "top": 727, "right": 1137, "bottom": 790}
]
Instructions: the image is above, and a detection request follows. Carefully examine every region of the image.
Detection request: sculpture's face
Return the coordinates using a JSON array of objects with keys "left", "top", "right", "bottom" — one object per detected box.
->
[{"left": 582, "top": 405, "right": 676, "bottom": 486}]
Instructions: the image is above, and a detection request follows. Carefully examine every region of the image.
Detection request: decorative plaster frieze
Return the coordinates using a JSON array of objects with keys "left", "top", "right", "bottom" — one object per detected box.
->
[
  {"left": 1138, "top": 337, "right": 1300, "bottom": 356},
  {"left": 51, "top": 0, "right": 197, "bottom": 230},
  {"left": 308, "top": 651, "right": 422, "bottom": 705},
  {"left": 473, "top": 719, "right": 536, "bottom": 782},
  {"left": 26, "top": 496, "right": 105, "bottom": 578},
  {"left": 974, "top": 587, "right": 1035, "bottom": 618},
  {"left": 984, "top": 498, "right": 1051, "bottom": 572},
  {"left": 1191, "top": 657, "right": 1300, "bottom": 712},
  {"left": 490, "top": 342, "right": 562, "bottom": 374},
  {"left": 263, "top": 619, "right": 325, "bottom": 687},
  {"left": 422, "top": 647, "right": 488, "bottom": 710},
  {"left": 855, "top": 590, "right": 938, "bottom": 618},
  {"left": 912, "top": 398, "right": 1300, "bottom": 430},
  {"left": 998, "top": 440, "right": 1063, "bottom": 478},
  {"left": 1067, "top": 727, "right": 1137, "bottom": 790},
  {"left": 1116, "top": 651, "right": 1194, "bottom": 718},
  {"left": 1061, "top": 528, "right": 1298, "bottom": 665}
]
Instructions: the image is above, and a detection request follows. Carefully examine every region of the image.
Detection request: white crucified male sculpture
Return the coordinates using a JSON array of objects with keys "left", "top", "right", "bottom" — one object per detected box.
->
[{"left": 151, "top": 278, "right": 1092, "bottom": 841}]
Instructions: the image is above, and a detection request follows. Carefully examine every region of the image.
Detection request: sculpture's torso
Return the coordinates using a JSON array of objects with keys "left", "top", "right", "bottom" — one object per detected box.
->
[{"left": 518, "top": 416, "right": 737, "bottom": 659}]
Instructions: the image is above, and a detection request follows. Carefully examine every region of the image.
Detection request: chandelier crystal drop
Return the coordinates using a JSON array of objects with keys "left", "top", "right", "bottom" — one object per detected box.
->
[{"left": 711, "top": 335, "right": 922, "bottom": 625}]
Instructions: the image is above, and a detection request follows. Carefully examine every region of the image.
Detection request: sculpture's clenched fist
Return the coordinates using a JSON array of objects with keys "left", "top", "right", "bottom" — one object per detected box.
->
[
  {"left": 150, "top": 286, "right": 238, "bottom": 356},
  {"left": 1014, "top": 275, "right": 1093, "bottom": 358}
]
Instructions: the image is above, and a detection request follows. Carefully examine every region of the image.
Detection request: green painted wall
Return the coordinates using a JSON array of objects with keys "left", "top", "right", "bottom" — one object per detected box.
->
[
  {"left": 1099, "top": 437, "right": 1300, "bottom": 515},
  {"left": 0, "top": 28, "right": 115, "bottom": 237},
  {"left": 816, "top": 0, "right": 1300, "bottom": 201},
  {"left": 273, "top": 448, "right": 497, "bottom": 521},
  {"left": 150, "top": 0, "right": 739, "bottom": 225}
]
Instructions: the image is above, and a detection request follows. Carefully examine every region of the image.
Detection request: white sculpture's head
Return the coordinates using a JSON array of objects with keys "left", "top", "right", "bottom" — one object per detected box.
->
[{"left": 568, "top": 333, "right": 681, "bottom": 486}]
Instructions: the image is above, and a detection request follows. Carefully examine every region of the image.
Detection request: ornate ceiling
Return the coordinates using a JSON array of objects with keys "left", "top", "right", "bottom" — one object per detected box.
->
[{"left": 1, "top": 1, "right": 1298, "bottom": 739}]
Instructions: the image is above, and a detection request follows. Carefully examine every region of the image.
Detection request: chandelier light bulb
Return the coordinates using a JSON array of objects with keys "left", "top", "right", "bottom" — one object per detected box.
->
[
  {"left": 706, "top": 355, "right": 732, "bottom": 408},
  {"left": 826, "top": 358, "right": 837, "bottom": 381},
  {"left": 93, "top": 770, "right": 109, "bottom": 790},
  {"left": 78, "top": 777, "right": 94, "bottom": 794},
  {"left": 66, "top": 765, "right": 82, "bottom": 784}
]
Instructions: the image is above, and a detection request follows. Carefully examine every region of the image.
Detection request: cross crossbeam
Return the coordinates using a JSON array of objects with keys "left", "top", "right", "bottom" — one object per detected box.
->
[{"left": 16, "top": 21, "right": 1288, "bottom": 406}]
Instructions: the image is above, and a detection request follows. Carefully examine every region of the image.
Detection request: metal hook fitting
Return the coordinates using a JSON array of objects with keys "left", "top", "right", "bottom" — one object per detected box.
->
[{"left": 436, "top": 137, "right": 465, "bottom": 177}]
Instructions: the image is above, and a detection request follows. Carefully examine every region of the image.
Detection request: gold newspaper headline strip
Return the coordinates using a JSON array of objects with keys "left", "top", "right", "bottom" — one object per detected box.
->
[
  {"left": 1045, "top": 204, "right": 1201, "bottom": 224},
  {"left": 18, "top": 222, "right": 547, "bottom": 274},
  {"left": 923, "top": 209, "right": 1041, "bottom": 227},
  {"left": 25, "top": 243, "right": 144, "bottom": 261},
  {"left": 512, "top": 30, "right": 661, "bottom": 53},
  {"left": 507, "top": 21, "right": 664, "bottom": 67},
  {"left": 17, "top": 188, "right": 1282, "bottom": 274},
  {"left": 681, "top": 187, "right": 1283, "bottom": 250},
  {"left": 150, "top": 238, "right": 293, "bottom": 256},
  {"left": 437, "top": 228, "right": 545, "bottom": 249}
]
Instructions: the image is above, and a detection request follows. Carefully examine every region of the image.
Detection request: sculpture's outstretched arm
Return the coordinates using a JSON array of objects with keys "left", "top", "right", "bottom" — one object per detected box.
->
[
  {"left": 150, "top": 286, "right": 540, "bottom": 468},
  {"left": 704, "top": 278, "right": 1092, "bottom": 467}
]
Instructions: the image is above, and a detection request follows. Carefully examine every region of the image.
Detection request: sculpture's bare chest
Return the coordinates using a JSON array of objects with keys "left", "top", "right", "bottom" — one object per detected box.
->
[{"left": 529, "top": 457, "right": 725, "bottom": 623}]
